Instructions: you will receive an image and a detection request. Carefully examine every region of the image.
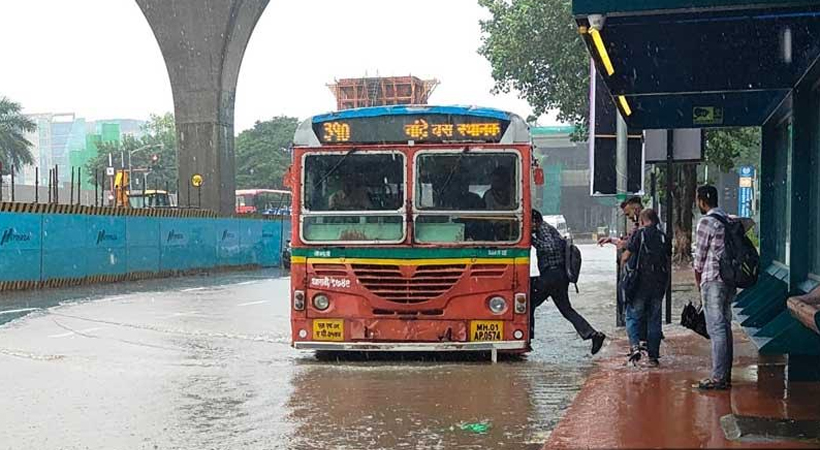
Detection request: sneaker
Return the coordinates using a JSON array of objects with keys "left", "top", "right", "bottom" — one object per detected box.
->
[
  {"left": 638, "top": 341, "right": 648, "bottom": 353},
  {"left": 644, "top": 358, "right": 660, "bottom": 368},
  {"left": 591, "top": 332, "right": 606, "bottom": 355},
  {"left": 697, "top": 378, "right": 729, "bottom": 391},
  {"left": 627, "top": 345, "right": 642, "bottom": 365}
]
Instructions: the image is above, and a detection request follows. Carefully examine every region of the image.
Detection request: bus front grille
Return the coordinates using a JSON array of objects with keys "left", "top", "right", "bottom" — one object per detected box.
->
[{"left": 352, "top": 264, "right": 466, "bottom": 304}]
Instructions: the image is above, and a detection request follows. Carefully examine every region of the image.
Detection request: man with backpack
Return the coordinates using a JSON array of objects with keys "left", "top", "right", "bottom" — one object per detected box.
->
[
  {"left": 692, "top": 185, "right": 759, "bottom": 390},
  {"left": 531, "top": 209, "right": 606, "bottom": 355},
  {"left": 620, "top": 208, "right": 669, "bottom": 367}
]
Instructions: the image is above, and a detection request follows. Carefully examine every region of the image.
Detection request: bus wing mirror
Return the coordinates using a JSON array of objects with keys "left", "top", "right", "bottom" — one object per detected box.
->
[
  {"left": 283, "top": 165, "right": 293, "bottom": 189},
  {"left": 533, "top": 167, "right": 545, "bottom": 186}
]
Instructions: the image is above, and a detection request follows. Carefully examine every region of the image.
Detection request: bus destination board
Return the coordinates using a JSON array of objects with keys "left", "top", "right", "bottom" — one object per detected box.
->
[{"left": 312, "top": 114, "right": 511, "bottom": 144}]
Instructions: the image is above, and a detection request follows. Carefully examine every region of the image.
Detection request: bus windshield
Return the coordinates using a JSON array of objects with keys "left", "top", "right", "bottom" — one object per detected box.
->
[
  {"left": 302, "top": 152, "right": 404, "bottom": 242},
  {"left": 415, "top": 152, "right": 521, "bottom": 243}
]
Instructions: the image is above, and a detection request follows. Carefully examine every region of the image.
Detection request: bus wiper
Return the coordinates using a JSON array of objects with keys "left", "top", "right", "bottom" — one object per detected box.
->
[
  {"left": 315, "top": 147, "right": 358, "bottom": 188},
  {"left": 436, "top": 147, "right": 469, "bottom": 199}
]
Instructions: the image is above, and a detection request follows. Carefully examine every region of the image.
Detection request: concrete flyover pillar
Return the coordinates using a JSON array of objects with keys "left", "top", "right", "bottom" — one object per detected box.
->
[{"left": 136, "top": 0, "right": 269, "bottom": 214}]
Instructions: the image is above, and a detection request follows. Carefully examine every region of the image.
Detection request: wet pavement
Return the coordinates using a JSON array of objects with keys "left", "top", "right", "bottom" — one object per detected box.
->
[
  {"left": 545, "top": 326, "right": 820, "bottom": 449},
  {"left": 0, "top": 245, "right": 620, "bottom": 449}
]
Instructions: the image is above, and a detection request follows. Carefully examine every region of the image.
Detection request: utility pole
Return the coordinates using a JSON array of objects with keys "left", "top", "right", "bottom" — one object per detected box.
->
[
  {"left": 616, "top": 113, "right": 628, "bottom": 202},
  {"left": 615, "top": 112, "right": 629, "bottom": 327}
]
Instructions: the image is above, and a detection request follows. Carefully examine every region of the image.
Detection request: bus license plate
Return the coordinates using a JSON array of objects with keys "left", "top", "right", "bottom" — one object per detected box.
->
[
  {"left": 470, "top": 321, "right": 503, "bottom": 342},
  {"left": 313, "top": 319, "right": 344, "bottom": 341}
]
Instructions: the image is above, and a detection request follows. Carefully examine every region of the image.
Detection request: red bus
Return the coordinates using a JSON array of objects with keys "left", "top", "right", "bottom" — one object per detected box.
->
[
  {"left": 287, "top": 105, "right": 537, "bottom": 356},
  {"left": 235, "top": 189, "right": 291, "bottom": 215}
]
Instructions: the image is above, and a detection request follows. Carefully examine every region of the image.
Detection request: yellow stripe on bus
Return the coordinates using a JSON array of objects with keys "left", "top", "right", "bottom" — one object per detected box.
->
[{"left": 291, "top": 256, "right": 529, "bottom": 266}]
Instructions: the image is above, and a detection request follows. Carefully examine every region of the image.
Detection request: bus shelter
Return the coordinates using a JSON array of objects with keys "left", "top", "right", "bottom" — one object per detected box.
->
[{"left": 572, "top": 0, "right": 820, "bottom": 378}]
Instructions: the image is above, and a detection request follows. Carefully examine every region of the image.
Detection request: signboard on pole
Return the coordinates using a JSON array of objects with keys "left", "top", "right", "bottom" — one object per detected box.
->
[
  {"left": 738, "top": 165, "right": 755, "bottom": 218},
  {"left": 588, "top": 64, "right": 645, "bottom": 196},
  {"left": 644, "top": 129, "right": 704, "bottom": 163}
]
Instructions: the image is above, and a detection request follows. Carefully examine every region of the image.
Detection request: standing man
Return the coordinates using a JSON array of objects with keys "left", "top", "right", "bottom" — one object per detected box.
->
[
  {"left": 598, "top": 196, "right": 648, "bottom": 345},
  {"left": 531, "top": 209, "right": 606, "bottom": 355},
  {"left": 693, "top": 185, "right": 736, "bottom": 390},
  {"left": 620, "top": 209, "right": 669, "bottom": 367}
]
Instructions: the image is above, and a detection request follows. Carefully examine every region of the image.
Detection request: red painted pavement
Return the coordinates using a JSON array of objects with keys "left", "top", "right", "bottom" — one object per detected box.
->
[{"left": 545, "top": 326, "right": 820, "bottom": 449}]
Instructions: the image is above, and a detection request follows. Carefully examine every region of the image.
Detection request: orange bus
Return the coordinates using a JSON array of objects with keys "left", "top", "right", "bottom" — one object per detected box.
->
[{"left": 287, "top": 105, "right": 537, "bottom": 356}]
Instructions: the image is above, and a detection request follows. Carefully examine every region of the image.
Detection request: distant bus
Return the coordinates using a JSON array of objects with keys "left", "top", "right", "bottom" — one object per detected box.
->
[
  {"left": 235, "top": 189, "right": 292, "bottom": 215},
  {"left": 287, "top": 105, "right": 537, "bottom": 355}
]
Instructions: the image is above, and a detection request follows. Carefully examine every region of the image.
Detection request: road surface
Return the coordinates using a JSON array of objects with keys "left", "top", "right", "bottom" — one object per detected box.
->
[{"left": 0, "top": 245, "right": 618, "bottom": 450}]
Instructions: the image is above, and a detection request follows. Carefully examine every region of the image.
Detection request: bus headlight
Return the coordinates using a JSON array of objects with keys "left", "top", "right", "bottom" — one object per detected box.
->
[
  {"left": 313, "top": 294, "right": 330, "bottom": 311},
  {"left": 488, "top": 296, "right": 507, "bottom": 315},
  {"left": 514, "top": 293, "right": 527, "bottom": 314},
  {"left": 293, "top": 290, "right": 305, "bottom": 311}
]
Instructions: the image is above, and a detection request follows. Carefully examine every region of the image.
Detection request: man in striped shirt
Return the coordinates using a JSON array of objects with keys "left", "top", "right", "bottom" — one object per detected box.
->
[{"left": 693, "top": 185, "right": 736, "bottom": 390}]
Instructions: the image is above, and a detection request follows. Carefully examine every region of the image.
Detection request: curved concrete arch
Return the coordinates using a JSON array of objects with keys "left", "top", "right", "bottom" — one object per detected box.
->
[{"left": 136, "top": 0, "right": 270, "bottom": 214}]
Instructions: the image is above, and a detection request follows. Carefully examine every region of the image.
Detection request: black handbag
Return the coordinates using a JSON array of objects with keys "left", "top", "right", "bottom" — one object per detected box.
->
[
  {"left": 621, "top": 230, "right": 644, "bottom": 300},
  {"left": 681, "top": 301, "right": 710, "bottom": 339}
]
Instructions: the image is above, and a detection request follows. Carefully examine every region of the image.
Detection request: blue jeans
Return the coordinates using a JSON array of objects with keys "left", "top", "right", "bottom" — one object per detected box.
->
[
  {"left": 626, "top": 291, "right": 663, "bottom": 358},
  {"left": 702, "top": 281, "right": 736, "bottom": 382}
]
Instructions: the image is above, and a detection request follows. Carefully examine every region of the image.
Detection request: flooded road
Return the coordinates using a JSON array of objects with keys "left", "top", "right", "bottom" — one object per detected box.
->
[{"left": 0, "top": 245, "right": 618, "bottom": 450}]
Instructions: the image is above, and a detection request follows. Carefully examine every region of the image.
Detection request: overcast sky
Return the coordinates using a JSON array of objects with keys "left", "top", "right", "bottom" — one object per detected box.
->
[{"left": 0, "top": 0, "right": 554, "bottom": 133}]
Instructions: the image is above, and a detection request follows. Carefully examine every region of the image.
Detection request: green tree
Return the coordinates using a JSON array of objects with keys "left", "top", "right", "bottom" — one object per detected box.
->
[
  {"left": 85, "top": 113, "right": 178, "bottom": 190},
  {"left": 705, "top": 128, "right": 761, "bottom": 173},
  {"left": 478, "top": 0, "right": 589, "bottom": 134},
  {"left": 478, "top": 0, "right": 761, "bottom": 261},
  {"left": 235, "top": 116, "right": 298, "bottom": 190},
  {"left": 0, "top": 97, "right": 36, "bottom": 173}
]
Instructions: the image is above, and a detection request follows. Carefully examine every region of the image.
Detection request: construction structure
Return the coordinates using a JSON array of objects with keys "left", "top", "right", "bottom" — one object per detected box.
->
[{"left": 328, "top": 76, "right": 439, "bottom": 111}]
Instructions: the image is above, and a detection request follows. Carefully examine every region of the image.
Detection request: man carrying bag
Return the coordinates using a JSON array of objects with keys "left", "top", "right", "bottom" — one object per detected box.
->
[{"left": 531, "top": 209, "right": 606, "bottom": 355}]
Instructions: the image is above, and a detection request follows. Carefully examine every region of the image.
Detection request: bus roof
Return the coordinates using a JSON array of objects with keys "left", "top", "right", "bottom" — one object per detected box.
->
[
  {"left": 294, "top": 105, "right": 531, "bottom": 147},
  {"left": 235, "top": 189, "right": 291, "bottom": 196},
  {"left": 311, "top": 105, "right": 514, "bottom": 122}
]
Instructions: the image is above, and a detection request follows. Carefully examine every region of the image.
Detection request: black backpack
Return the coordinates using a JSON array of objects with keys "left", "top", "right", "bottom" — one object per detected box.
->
[
  {"left": 640, "top": 225, "right": 670, "bottom": 278},
  {"left": 710, "top": 214, "right": 760, "bottom": 289},
  {"left": 565, "top": 238, "right": 582, "bottom": 293},
  {"left": 623, "top": 226, "right": 669, "bottom": 298}
]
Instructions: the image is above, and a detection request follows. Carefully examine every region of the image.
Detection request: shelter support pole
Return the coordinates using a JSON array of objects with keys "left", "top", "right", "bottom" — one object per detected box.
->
[
  {"left": 615, "top": 112, "right": 628, "bottom": 327},
  {"left": 666, "top": 130, "right": 674, "bottom": 325}
]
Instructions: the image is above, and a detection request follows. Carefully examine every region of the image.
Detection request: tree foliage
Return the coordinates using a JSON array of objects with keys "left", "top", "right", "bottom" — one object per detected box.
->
[
  {"left": 235, "top": 116, "right": 298, "bottom": 190},
  {"left": 705, "top": 127, "right": 761, "bottom": 173},
  {"left": 85, "top": 113, "right": 178, "bottom": 190},
  {"left": 478, "top": 0, "right": 589, "bottom": 132},
  {"left": 0, "top": 96, "right": 36, "bottom": 173}
]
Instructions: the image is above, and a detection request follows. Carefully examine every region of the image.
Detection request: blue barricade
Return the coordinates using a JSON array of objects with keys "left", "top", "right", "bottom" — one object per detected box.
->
[
  {"left": 0, "top": 213, "right": 42, "bottom": 282},
  {"left": 0, "top": 211, "right": 285, "bottom": 285}
]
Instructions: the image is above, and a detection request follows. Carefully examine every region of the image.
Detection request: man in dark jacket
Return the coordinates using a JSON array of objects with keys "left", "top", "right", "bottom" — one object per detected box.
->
[
  {"left": 620, "top": 208, "right": 669, "bottom": 367},
  {"left": 531, "top": 209, "right": 606, "bottom": 355}
]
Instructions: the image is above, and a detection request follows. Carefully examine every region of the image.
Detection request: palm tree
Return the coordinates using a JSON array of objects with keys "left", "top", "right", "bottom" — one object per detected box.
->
[{"left": 0, "top": 97, "right": 36, "bottom": 174}]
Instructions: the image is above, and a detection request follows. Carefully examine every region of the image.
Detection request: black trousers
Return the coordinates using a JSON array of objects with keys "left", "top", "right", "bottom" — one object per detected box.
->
[{"left": 530, "top": 272, "right": 596, "bottom": 341}]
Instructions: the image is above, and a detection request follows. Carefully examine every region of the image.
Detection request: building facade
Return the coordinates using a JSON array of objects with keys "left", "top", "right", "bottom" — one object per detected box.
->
[
  {"left": 20, "top": 114, "right": 146, "bottom": 189},
  {"left": 531, "top": 126, "right": 618, "bottom": 235}
]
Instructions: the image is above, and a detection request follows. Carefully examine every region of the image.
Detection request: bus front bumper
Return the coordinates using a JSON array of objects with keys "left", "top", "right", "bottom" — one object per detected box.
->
[{"left": 293, "top": 340, "right": 528, "bottom": 352}]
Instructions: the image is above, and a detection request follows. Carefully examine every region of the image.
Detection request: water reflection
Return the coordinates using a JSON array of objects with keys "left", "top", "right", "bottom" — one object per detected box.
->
[{"left": 284, "top": 356, "right": 581, "bottom": 450}]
